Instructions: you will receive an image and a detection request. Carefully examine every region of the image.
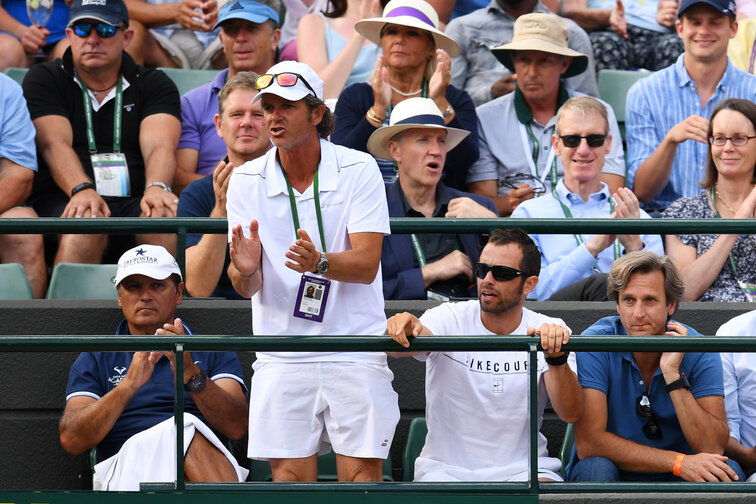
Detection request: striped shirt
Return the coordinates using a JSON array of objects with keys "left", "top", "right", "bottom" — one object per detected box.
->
[{"left": 626, "top": 54, "right": 756, "bottom": 209}]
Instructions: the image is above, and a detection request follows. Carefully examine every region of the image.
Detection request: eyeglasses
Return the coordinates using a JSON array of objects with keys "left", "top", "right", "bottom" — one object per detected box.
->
[
  {"left": 636, "top": 394, "right": 663, "bottom": 440},
  {"left": 559, "top": 134, "right": 607, "bottom": 148},
  {"left": 475, "top": 262, "right": 525, "bottom": 282},
  {"left": 255, "top": 72, "right": 316, "bottom": 96},
  {"left": 72, "top": 21, "right": 123, "bottom": 38},
  {"left": 708, "top": 135, "right": 756, "bottom": 146},
  {"left": 499, "top": 172, "right": 547, "bottom": 194}
]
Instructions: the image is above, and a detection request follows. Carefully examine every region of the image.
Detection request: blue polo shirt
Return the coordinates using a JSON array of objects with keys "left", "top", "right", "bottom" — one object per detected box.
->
[
  {"left": 65, "top": 319, "right": 246, "bottom": 460},
  {"left": 578, "top": 316, "right": 723, "bottom": 457}
]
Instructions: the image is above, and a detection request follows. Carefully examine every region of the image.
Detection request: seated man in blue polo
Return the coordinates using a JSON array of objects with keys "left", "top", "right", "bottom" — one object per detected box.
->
[
  {"left": 569, "top": 250, "right": 744, "bottom": 482},
  {"left": 366, "top": 97, "right": 498, "bottom": 300},
  {"left": 59, "top": 245, "right": 249, "bottom": 490}
]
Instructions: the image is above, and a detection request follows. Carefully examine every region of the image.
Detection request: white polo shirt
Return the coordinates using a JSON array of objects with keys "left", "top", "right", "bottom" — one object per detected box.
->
[
  {"left": 226, "top": 138, "right": 390, "bottom": 364},
  {"left": 416, "top": 301, "right": 577, "bottom": 481}
]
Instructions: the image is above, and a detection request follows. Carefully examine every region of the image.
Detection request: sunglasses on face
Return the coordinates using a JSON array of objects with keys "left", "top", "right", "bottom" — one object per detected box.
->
[
  {"left": 708, "top": 135, "right": 756, "bottom": 147},
  {"left": 474, "top": 262, "right": 525, "bottom": 282},
  {"left": 255, "top": 72, "right": 316, "bottom": 96},
  {"left": 559, "top": 134, "right": 607, "bottom": 148},
  {"left": 72, "top": 21, "right": 123, "bottom": 38},
  {"left": 636, "top": 394, "right": 663, "bottom": 440}
]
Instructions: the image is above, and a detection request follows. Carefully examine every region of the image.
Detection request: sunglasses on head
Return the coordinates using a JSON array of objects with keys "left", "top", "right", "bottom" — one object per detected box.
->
[
  {"left": 72, "top": 21, "right": 123, "bottom": 38},
  {"left": 636, "top": 394, "right": 663, "bottom": 440},
  {"left": 475, "top": 262, "right": 525, "bottom": 282},
  {"left": 255, "top": 72, "right": 316, "bottom": 96},
  {"left": 559, "top": 134, "right": 607, "bottom": 148}
]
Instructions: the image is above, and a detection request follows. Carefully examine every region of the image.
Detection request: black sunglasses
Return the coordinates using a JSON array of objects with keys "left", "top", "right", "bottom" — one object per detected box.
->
[
  {"left": 255, "top": 72, "right": 316, "bottom": 96},
  {"left": 499, "top": 172, "right": 547, "bottom": 194},
  {"left": 72, "top": 21, "right": 123, "bottom": 38},
  {"left": 475, "top": 262, "right": 525, "bottom": 282},
  {"left": 559, "top": 134, "right": 607, "bottom": 148},
  {"left": 636, "top": 394, "right": 663, "bottom": 440}
]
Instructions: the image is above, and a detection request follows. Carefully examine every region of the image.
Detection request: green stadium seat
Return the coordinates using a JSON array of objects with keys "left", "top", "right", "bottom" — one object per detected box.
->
[
  {"left": 3, "top": 67, "right": 28, "bottom": 86},
  {"left": 597, "top": 69, "right": 653, "bottom": 141},
  {"left": 559, "top": 422, "right": 574, "bottom": 479},
  {"left": 250, "top": 451, "right": 394, "bottom": 481},
  {"left": 402, "top": 416, "right": 427, "bottom": 481},
  {"left": 158, "top": 67, "right": 221, "bottom": 96},
  {"left": 46, "top": 263, "right": 118, "bottom": 300},
  {"left": 0, "top": 263, "right": 34, "bottom": 299}
]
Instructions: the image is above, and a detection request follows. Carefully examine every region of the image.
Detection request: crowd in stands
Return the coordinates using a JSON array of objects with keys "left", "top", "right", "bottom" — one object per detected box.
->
[{"left": 2, "top": 0, "right": 756, "bottom": 490}]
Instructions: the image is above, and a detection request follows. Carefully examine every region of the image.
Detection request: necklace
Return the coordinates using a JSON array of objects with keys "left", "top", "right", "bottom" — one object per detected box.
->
[
  {"left": 715, "top": 184, "right": 737, "bottom": 215},
  {"left": 390, "top": 83, "right": 422, "bottom": 97},
  {"left": 90, "top": 79, "right": 119, "bottom": 97}
]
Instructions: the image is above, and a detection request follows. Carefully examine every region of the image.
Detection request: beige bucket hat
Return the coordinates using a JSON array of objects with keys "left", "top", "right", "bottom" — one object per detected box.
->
[
  {"left": 355, "top": 0, "right": 461, "bottom": 57},
  {"left": 491, "top": 13, "right": 588, "bottom": 78}
]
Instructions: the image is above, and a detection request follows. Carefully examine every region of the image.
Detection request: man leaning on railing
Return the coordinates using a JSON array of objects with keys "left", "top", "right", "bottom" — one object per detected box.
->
[{"left": 568, "top": 250, "right": 745, "bottom": 482}]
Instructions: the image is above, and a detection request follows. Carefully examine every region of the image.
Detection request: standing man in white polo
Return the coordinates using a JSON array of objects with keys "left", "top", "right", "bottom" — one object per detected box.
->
[{"left": 226, "top": 61, "right": 399, "bottom": 482}]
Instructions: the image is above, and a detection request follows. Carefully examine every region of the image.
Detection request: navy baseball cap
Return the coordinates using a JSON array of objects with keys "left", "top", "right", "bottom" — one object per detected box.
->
[
  {"left": 213, "top": 0, "right": 280, "bottom": 30},
  {"left": 678, "top": 0, "right": 736, "bottom": 16},
  {"left": 68, "top": 0, "right": 129, "bottom": 27}
]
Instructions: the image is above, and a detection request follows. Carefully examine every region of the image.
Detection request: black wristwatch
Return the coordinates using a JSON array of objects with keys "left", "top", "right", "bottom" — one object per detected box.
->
[
  {"left": 315, "top": 252, "right": 329, "bottom": 275},
  {"left": 545, "top": 351, "right": 570, "bottom": 366},
  {"left": 184, "top": 369, "right": 207, "bottom": 393},
  {"left": 665, "top": 373, "right": 691, "bottom": 393},
  {"left": 71, "top": 181, "right": 95, "bottom": 197}
]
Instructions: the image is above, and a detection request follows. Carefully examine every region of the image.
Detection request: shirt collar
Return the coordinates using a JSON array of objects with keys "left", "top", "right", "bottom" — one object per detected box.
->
[
  {"left": 488, "top": 0, "right": 548, "bottom": 19},
  {"left": 398, "top": 181, "right": 453, "bottom": 217},
  {"left": 212, "top": 68, "right": 230, "bottom": 93},
  {"left": 266, "top": 138, "right": 338, "bottom": 198},
  {"left": 514, "top": 83, "right": 570, "bottom": 125},
  {"left": 675, "top": 52, "right": 734, "bottom": 92},
  {"left": 556, "top": 178, "right": 611, "bottom": 204}
]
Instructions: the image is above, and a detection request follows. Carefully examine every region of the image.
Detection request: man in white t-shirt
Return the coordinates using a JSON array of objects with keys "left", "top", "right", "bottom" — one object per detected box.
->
[
  {"left": 226, "top": 61, "right": 398, "bottom": 482},
  {"left": 387, "top": 228, "right": 583, "bottom": 481}
]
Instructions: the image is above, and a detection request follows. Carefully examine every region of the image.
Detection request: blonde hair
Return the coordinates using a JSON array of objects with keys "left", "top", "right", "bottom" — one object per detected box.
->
[
  {"left": 555, "top": 96, "right": 609, "bottom": 135},
  {"left": 607, "top": 251, "right": 685, "bottom": 308}
]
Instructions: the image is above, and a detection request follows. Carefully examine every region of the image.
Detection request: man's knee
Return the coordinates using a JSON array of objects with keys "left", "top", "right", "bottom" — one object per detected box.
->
[
  {"left": 335, "top": 455, "right": 383, "bottom": 482},
  {"left": 184, "top": 431, "right": 238, "bottom": 482},
  {"left": 0, "top": 34, "right": 26, "bottom": 70},
  {"left": 270, "top": 455, "right": 318, "bottom": 482},
  {"left": 568, "top": 456, "right": 621, "bottom": 482},
  {"left": 727, "top": 458, "right": 746, "bottom": 482}
]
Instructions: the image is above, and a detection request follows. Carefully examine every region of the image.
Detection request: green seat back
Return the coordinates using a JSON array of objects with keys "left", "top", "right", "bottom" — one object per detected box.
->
[
  {"left": 158, "top": 67, "right": 221, "bottom": 96},
  {"left": 402, "top": 417, "right": 427, "bottom": 481},
  {"left": 46, "top": 263, "right": 118, "bottom": 300},
  {"left": 4, "top": 67, "right": 28, "bottom": 86},
  {"left": 0, "top": 263, "right": 34, "bottom": 299},
  {"left": 597, "top": 69, "right": 653, "bottom": 124},
  {"left": 560, "top": 422, "right": 575, "bottom": 478}
]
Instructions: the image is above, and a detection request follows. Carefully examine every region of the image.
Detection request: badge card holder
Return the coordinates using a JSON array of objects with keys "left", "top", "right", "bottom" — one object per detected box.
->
[
  {"left": 293, "top": 274, "right": 330, "bottom": 322},
  {"left": 92, "top": 153, "right": 130, "bottom": 197}
]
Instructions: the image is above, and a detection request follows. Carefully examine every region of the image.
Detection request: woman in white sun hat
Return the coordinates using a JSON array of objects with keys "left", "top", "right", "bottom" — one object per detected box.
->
[{"left": 331, "top": 0, "right": 479, "bottom": 191}]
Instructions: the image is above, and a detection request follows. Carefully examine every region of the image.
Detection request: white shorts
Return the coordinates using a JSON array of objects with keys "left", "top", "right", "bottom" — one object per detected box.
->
[
  {"left": 248, "top": 361, "right": 399, "bottom": 460},
  {"left": 414, "top": 456, "right": 562, "bottom": 482}
]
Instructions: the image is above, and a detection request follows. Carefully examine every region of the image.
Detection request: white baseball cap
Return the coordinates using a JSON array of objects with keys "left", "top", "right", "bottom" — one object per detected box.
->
[
  {"left": 114, "top": 244, "right": 182, "bottom": 286},
  {"left": 251, "top": 61, "right": 324, "bottom": 104}
]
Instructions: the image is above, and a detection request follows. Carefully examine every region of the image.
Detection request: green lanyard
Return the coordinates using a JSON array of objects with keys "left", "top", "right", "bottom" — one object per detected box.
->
[
  {"left": 279, "top": 156, "right": 328, "bottom": 253},
  {"left": 524, "top": 123, "right": 558, "bottom": 189},
  {"left": 552, "top": 185, "right": 620, "bottom": 263},
  {"left": 708, "top": 187, "right": 740, "bottom": 280},
  {"left": 79, "top": 73, "right": 123, "bottom": 154}
]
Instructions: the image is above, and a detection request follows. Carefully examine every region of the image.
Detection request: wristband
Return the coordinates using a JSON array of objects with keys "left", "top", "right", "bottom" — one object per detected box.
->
[
  {"left": 70, "top": 181, "right": 95, "bottom": 197},
  {"left": 366, "top": 107, "right": 386, "bottom": 124},
  {"left": 672, "top": 453, "right": 686, "bottom": 477},
  {"left": 545, "top": 351, "right": 570, "bottom": 366}
]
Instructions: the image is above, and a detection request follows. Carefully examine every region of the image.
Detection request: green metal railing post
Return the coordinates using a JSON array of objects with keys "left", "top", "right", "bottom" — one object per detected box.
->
[
  {"left": 175, "top": 343, "right": 185, "bottom": 490},
  {"left": 528, "top": 343, "right": 539, "bottom": 496},
  {"left": 177, "top": 226, "right": 188, "bottom": 278}
]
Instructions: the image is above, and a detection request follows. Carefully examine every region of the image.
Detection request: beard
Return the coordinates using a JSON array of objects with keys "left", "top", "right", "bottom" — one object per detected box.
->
[{"left": 479, "top": 277, "right": 525, "bottom": 314}]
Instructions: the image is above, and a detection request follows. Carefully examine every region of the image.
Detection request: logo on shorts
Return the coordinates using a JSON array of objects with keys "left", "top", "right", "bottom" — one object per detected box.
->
[
  {"left": 108, "top": 366, "right": 127, "bottom": 386},
  {"left": 381, "top": 439, "right": 389, "bottom": 447}
]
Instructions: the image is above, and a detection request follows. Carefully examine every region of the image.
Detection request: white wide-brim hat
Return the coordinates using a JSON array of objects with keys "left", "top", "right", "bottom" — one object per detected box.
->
[
  {"left": 367, "top": 97, "right": 469, "bottom": 160},
  {"left": 114, "top": 244, "right": 182, "bottom": 286},
  {"left": 491, "top": 13, "right": 588, "bottom": 79},
  {"left": 355, "top": 0, "right": 460, "bottom": 57}
]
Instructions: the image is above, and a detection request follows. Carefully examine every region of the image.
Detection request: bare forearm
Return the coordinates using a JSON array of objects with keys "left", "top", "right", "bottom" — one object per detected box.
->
[
  {"left": 229, "top": 262, "right": 263, "bottom": 298},
  {"left": 0, "top": 164, "right": 32, "bottom": 212},
  {"left": 324, "top": 248, "right": 381, "bottom": 284},
  {"left": 633, "top": 138, "right": 677, "bottom": 203},
  {"left": 124, "top": 0, "right": 180, "bottom": 26},
  {"left": 725, "top": 437, "right": 756, "bottom": 469},
  {"left": 561, "top": 5, "right": 612, "bottom": 30},
  {"left": 576, "top": 428, "right": 679, "bottom": 472},
  {"left": 59, "top": 385, "right": 138, "bottom": 455},
  {"left": 185, "top": 234, "right": 228, "bottom": 297},
  {"left": 677, "top": 235, "right": 738, "bottom": 301},
  {"left": 0, "top": 7, "right": 26, "bottom": 37},
  {"left": 669, "top": 391, "right": 729, "bottom": 453},
  {"left": 319, "top": 34, "right": 368, "bottom": 99},
  {"left": 145, "top": 146, "right": 178, "bottom": 187},
  {"left": 544, "top": 364, "right": 583, "bottom": 423},
  {"left": 188, "top": 381, "right": 248, "bottom": 440}
]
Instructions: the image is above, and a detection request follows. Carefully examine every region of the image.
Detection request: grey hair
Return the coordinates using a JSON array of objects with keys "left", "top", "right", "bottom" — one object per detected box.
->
[{"left": 555, "top": 96, "right": 609, "bottom": 135}]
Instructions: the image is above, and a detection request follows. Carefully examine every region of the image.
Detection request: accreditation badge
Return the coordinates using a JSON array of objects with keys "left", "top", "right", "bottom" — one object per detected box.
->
[
  {"left": 737, "top": 279, "right": 756, "bottom": 302},
  {"left": 293, "top": 274, "right": 330, "bottom": 323},
  {"left": 92, "top": 153, "right": 130, "bottom": 197}
]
